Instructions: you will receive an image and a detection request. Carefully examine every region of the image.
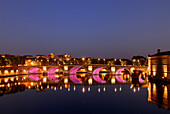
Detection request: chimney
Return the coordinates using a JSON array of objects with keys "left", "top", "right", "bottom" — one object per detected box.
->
[{"left": 157, "top": 49, "right": 161, "bottom": 53}]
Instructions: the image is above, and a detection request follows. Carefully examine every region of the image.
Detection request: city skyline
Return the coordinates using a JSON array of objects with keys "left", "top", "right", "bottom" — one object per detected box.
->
[{"left": 0, "top": 0, "right": 170, "bottom": 58}]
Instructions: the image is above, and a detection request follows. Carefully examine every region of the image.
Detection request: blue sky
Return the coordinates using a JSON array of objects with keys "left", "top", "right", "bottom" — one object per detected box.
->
[{"left": 0, "top": 0, "right": 170, "bottom": 58}]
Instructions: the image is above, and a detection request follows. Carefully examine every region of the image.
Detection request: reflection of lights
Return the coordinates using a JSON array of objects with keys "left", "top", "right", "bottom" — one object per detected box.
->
[
  {"left": 119, "top": 87, "right": 122, "bottom": 91},
  {"left": 164, "top": 73, "right": 167, "bottom": 78},
  {"left": 164, "top": 86, "right": 167, "bottom": 91},
  {"left": 43, "top": 66, "right": 47, "bottom": 71},
  {"left": 138, "top": 87, "right": 140, "bottom": 91},
  {"left": 60, "top": 86, "right": 62, "bottom": 90},
  {"left": 47, "top": 85, "right": 49, "bottom": 89},
  {"left": 80, "top": 73, "right": 86, "bottom": 77},
  {"left": 28, "top": 86, "right": 31, "bottom": 89},
  {"left": 111, "top": 77, "right": 115, "bottom": 84},
  {"left": 64, "top": 78, "right": 68, "bottom": 84},
  {"left": 55, "top": 74, "right": 59, "bottom": 78},
  {"left": 23, "top": 69, "right": 26, "bottom": 73},
  {"left": 153, "top": 72, "right": 156, "bottom": 76},
  {"left": 18, "top": 82, "right": 20, "bottom": 85},
  {"left": 98, "top": 88, "right": 100, "bottom": 93},
  {"left": 111, "top": 67, "right": 115, "bottom": 72},
  {"left": 64, "top": 66, "right": 68, "bottom": 71},
  {"left": 4, "top": 70, "right": 9, "bottom": 74},
  {"left": 7, "top": 83, "right": 10, "bottom": 87},
  {"left": 82, "top": 87, "right": 85, "bottom": 93},
  {"left": 31, "top": 82, "right": 33, "bottom": 86},
  {"left": 103, "top": 87, "right": 106, "bottom": 92},
  {"left": 65, "top": 84, "right": 68, "bottom": 88},
  {"left": 4, "top": 78, "right": 8, "bottom": 82},
  {"left": 153, "top": 83, "right": 156, "bottom": 89},
  {"left": 68, "top": 87, "right": 70, "bottom": 91},
  {"left": 74, "top": 86, "right": 76, "bottom": 91},
  {"left": 88, "top": 87, "right": 90, "bottom": 92},
  {"left": 130, "top": 85, "right": 133, "bottom": 89},
  {"left": 10, "top": 70, "right": 14, "bottom": 74},
  {"left": 133, "top": 88, "right": 136, "bottom": 92},
  {"left": 54, "top": 87, "right": 56, "bottom": 90},
  {"left": 88, "top": 78, "right": 93, "bottom": 85},
  {"left": 43, "top": 78, "right": 47, "bottom": 83},
  {"left": 114, "top": 88, "right": 117, "bottom": 92},
  {"left": 88, "top": 66, "right": 93, "bottom": 71},
  {"left": 55, "top": 69, "right": 59, "bottom": 72},
  {"left": 130, "top": 67, "right": 135, "bottom": 73}
]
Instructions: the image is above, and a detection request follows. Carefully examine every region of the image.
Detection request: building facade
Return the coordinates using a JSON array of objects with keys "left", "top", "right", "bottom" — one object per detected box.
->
[{"left": 148, "top": 49, "right": 170, "bottom": 81}]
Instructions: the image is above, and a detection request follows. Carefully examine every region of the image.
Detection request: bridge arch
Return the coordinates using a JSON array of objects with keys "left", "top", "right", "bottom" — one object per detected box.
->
[
  {"left": 69, "top": 66, "right": 87, "bottom": 75},
  {"left": 115, "top": 68, "right": 131, "bottom": 83},
  {"left": 28, "top": 75, "right": 40, "bottom": 81},
  {"left": 48, "top": 67, "right": 63, "bottom": 74},
  {"left": 138, "top": 69, "right": 148, "bottom": 83},
  {"left": 48, "top": 74, "right": 60, "bottom": 83},
  {"left": 93, "top": 67, "right": 109, "bottom": 75},
  {"left": 28, "top": 68, "right": 43, "bottom": 74},
  {"left": 93, "top": 74, "right": 106, "bottom": 83},
  {"left": 69, "top": 75, "right": 82, "bottom": 84}
]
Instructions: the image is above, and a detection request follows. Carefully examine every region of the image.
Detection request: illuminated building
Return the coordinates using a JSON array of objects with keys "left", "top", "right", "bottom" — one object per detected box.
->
[{"left": 148, "top": 49, "right": 170, "bottom": 81}]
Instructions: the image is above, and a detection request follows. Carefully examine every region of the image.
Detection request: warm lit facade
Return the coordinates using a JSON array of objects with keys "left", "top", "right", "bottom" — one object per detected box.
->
[
  {"left": 25, "top": 58, "right": 37, "bottom": 66},
  {"left": 148, "top": 49, "right": 170, "bottom": 81},
  {"left": 148, "top": 82, "right": 170, "bottom": 109}
]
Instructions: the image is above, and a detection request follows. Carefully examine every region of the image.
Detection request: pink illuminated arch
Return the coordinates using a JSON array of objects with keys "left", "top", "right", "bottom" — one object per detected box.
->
[
  {"left": 115, "top": 68, "right": 130, "bottom": 83},
  {"left": 48, "top": 74, "right": 59, "bottom": 83},
  {"left": 28, "top": 75, "right": 40, "bottom": 81},
  {"left": 93, "top": 67, "right": 105, "bottom": 75},
  {"left": 48, "top": 67, "right": 62, "bottom": 74},
  {"left": 138, "top": 69, "right": 147, "bottom": 83},
  {"left": 93, "top": 75, "right": 106, "bottom": 83},
  {"left": 28, "top": 68, "right": 42, "bottom": 74},
  {"left": 70, "top": 75, "right": 82, "bottom": 83},
  {"left": 69, "top": 66, "right": 87, "bottom": 75}
]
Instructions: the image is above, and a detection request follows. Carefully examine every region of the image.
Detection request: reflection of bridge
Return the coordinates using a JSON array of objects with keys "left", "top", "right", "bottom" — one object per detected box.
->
[{"left": 0, "top": 65, "right": 148, "bottom": 76}]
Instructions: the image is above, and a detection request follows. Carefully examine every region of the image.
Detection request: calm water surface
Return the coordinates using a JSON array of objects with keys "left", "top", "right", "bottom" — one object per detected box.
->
[{"left": 0, "top": 74, "right": 169, "bottom": 114}]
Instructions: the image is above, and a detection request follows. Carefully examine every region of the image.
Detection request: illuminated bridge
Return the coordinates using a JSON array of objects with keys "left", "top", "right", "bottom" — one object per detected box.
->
[{"left": 0, "top": 65, "right": 148, "bottom": 76}]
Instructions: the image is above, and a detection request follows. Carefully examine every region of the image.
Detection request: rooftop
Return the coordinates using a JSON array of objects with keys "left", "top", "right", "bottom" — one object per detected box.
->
[{"left": 150, "top": 49, "right": 170, "bottom": 57}]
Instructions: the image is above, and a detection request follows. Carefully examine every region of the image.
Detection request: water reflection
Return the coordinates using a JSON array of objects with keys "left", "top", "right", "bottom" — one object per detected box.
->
[
  {"left": 0, "top": 74, "right": 169, "bottom": 112},
  {"left": 148, "top": 81, "right": 170, "bottom": 109}
]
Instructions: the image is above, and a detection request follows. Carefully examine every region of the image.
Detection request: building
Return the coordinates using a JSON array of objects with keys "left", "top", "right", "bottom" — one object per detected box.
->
[
  {"left": 36, "top": 55, "right": 47, "bottom": 59},
  {"left": 148, "top": 49, "right": 170, "bottom": 81},
  {"left": 132, "top": 56, "right": 147, "bottom": 66}
]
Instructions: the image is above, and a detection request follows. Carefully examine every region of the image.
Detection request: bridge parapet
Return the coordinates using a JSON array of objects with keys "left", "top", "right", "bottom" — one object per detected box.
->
[{"left": 0, "top": 65, "right": 148, "bottom": 76}]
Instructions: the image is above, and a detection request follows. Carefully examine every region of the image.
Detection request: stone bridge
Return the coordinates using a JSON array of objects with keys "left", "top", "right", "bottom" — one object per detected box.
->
[{"left": 0, "top": 64, "right": 148, "bottom": 76}]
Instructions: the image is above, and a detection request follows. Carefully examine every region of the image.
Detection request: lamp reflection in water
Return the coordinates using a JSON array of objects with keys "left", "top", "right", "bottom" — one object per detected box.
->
[
  {"left": 82, "top": 87, "right": 85, "bottom": 93},
  {"left": 88, "top": 87, "right": 90, "bottom": 92},
  {"left": 114, "top": 88, "right": 117, "bottom": 92},
  {"left": 74, "top": 86, "right": 76, "bottom": 91},
  {"left": 119, "top": 87, "right": 122, "bottom": 91},
  {"left": 103, "top": 86, "right": 106, "bottom": 92},
  {"left": 98, "top": 88, "right": 100, "bottom": 93}
]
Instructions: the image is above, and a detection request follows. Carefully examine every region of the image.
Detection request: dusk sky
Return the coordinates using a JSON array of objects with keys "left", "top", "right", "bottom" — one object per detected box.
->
[{"left": 0, "top": 0, "right": 170, "bottom": 58}]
